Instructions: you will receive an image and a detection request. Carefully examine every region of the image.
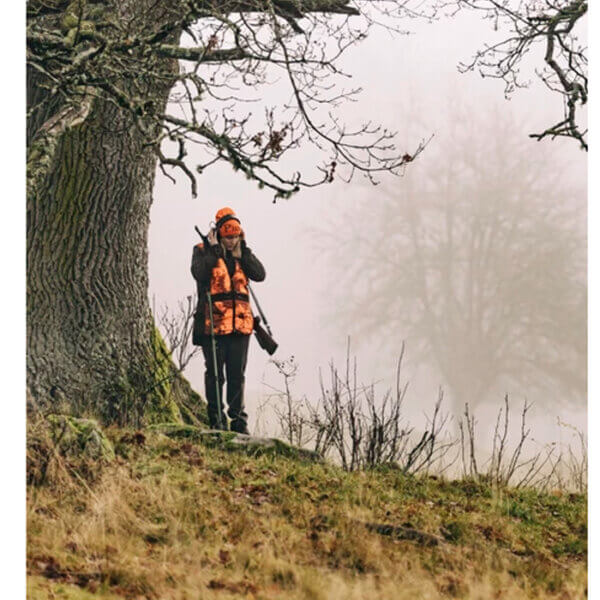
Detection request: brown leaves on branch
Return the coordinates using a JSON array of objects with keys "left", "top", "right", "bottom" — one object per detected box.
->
[
  {"left": 265, "top": 127, "right": 288, "bottom": 154},
  {"left": 27, "top": 0, "right": 424, "bottom": 201}
]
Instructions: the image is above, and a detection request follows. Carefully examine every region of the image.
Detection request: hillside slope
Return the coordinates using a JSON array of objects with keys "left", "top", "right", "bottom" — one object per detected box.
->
[{"left": 27, "top": 424, "right": 587, "bottom": 599}]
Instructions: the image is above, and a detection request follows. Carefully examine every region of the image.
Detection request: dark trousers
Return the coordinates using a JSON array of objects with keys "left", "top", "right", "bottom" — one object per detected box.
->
[{"left": 202, "top": 333, "right": 250, "bottom": 433}]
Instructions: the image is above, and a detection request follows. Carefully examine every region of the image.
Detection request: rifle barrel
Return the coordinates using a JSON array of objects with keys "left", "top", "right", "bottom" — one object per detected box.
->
[{"left": 248, "top": 283, "right": 273, "bottom": 337}]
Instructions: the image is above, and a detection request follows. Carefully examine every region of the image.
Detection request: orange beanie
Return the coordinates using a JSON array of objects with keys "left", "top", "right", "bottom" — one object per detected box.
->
[{"left": 215, "top": 207, "right": 242, "bottom": 237}]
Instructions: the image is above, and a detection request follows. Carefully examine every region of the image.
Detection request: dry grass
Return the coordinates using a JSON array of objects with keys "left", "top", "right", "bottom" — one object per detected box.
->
[{"left": 27, "top": 427, "right": 587, "bottom": 599}]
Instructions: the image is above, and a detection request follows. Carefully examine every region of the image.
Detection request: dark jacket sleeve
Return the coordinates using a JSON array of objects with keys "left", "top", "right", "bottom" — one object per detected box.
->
[
  {"left": 240, "top": 241, "right": 266, "bottom": 282},
  {"left": 191, "top": 244, "right": 221, "bottom": 285}
]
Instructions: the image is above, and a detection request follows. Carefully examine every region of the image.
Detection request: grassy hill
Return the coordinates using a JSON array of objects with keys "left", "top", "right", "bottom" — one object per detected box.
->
[{"left": 27, "top": 422, "right": 587, "bottom": 599}]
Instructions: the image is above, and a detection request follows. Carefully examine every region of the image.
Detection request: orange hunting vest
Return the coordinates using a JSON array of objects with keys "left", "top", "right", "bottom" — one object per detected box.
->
[{"left": 202, "top": 247, "right": 254, "bottom": 335}]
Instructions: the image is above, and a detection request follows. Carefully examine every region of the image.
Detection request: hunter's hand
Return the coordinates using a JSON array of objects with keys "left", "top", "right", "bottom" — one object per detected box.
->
[
  {"left": 207, "top": 229, "right": 218, "bottom": 246},
  {"left": 232, "top": 238, "right": 242, "bottom": 259}
]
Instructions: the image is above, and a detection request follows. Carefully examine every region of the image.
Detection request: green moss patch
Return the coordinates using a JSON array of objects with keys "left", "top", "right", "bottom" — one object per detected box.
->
[{"left": 47, "top": 415, "right": 114, "bottom": 461}]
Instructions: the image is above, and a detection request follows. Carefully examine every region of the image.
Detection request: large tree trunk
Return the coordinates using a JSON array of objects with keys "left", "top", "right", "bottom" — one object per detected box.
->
[{"left": 26, "top": 4, "right": 200, "bottom": 425}]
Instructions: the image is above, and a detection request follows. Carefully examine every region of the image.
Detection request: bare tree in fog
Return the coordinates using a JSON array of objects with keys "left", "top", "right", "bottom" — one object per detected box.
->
[{"left": 329, "top": 104, "right": 586, "bottom": 413}]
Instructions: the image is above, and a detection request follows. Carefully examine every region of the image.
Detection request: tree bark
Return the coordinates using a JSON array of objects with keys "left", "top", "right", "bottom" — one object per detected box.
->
[{"left": 26, "top": 4, "right": 197, "bottom": 425}]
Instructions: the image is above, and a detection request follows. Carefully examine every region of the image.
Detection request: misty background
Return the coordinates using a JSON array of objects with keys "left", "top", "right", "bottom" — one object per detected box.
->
[{"left": 147, "top": 12, "right": 587, "bottom": 444}]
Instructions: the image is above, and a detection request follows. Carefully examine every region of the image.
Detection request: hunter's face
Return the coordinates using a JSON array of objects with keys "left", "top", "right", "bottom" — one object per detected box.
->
[{"left": 222, "top": 235, "right": 239, "bottom": 251}]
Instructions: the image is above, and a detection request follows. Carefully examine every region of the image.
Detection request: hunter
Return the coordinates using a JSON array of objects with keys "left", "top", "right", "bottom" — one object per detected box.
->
[{"left": 191, "top": 207, "right": 266, "bottom": 433}]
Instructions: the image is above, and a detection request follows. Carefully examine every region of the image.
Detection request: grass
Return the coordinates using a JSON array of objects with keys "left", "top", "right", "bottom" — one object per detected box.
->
[{"left": 27, "top": 426, "right": 587, "bottom": 599}]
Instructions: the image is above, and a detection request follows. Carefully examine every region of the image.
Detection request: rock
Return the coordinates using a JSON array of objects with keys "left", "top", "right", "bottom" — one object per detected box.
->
[
  {"left": 149, "top": 424, "right": 322, "bottom": 462},
  {"left": 226, "top": 434, "right": 322, "bottom": 462},
  {"left": 146, "top": 423, "right": 209, "bottom": 442},
  {"left": 47, "top": 415, "right": 115, "bottom": 461}
]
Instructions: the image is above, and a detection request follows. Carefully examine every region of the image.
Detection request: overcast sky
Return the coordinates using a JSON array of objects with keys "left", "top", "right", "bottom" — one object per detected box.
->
[{"left": 147, "top": 10, "right": 587, "bottom": 441}]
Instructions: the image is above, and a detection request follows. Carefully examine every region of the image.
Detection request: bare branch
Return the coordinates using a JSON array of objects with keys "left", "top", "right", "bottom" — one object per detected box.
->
[{"left": 442, "top": 0, "right": 587, "bottom": 149}]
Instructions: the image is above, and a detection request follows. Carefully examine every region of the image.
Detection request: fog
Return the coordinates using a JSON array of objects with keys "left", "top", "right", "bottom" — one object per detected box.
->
[{"left": 148, "top": 12, "right": 587, "bottom": 444}]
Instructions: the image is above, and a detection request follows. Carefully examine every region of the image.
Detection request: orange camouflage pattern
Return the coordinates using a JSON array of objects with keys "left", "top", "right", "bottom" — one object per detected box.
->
[{"left": 204, "top": 253, "right": 254, "bottom": 335}]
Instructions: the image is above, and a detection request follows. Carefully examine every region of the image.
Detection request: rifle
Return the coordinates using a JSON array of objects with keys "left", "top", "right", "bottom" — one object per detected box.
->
[
  {"left": 194, "top": 225, "right": 278, "bottom": 356},
  {"left": 253, "top": 314, "right": 278, "bottom": 355},
  {"left": 248, "top": 283, "right": 278, "bottom": 355},
  {"left": 195, "top": 225, "right": 209, "bottom": 246}
]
